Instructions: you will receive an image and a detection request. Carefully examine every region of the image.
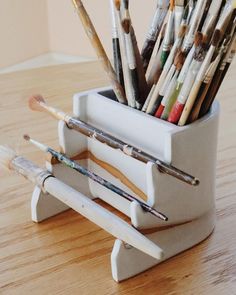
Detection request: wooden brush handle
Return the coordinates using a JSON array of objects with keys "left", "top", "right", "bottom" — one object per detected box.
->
[
  {"left": 73, "top": 0, "right": 126, "bottom": 104},
  {"left": 178, "top": 81, "right": 202, "bottom": 126}
]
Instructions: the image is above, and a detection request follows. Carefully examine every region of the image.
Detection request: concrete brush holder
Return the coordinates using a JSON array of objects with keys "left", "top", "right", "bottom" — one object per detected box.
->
[{"left": 31, "top": 87, "right": 220, "bottom": 282}]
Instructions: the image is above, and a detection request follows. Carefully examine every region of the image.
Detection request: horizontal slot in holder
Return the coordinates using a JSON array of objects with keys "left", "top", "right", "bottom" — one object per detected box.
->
[{"left": 31, "top": 87, "right": 220, "bottom": 281}]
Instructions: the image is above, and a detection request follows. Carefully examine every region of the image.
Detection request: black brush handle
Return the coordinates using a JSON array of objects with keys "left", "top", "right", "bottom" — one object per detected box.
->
[
  {"left": 130, "top": 68, "right": 141, "bottom": 104},
  {"left": 141, "top": 39, "right": 156, "bottom": 72},
  {"left": 113, "top": 38, "right": 125, "bottom": 90}
]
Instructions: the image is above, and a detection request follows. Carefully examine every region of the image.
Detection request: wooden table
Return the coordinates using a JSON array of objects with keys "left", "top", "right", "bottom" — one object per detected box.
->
[{"left": 0, "top": 61, "right": 235, "bottom": 295}]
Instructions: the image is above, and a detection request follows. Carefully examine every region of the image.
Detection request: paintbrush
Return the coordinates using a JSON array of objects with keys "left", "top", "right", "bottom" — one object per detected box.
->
[
  {"left": 182, "top": 0, "right": 207, "bottom": 52},
  {"left": 201, "top": 0, "right": 223, "bottom": 44},
  {"left": 145, "top": 24, "right": 187, "bottom": 115},
  {"left": 109, "top": 0, "right": 124, "bottom": 89},
  {"left": 178, "top": 29, "right": 221, "bottom": 126},
  {"left": 28, "top": 95, "right": 200, "bottom": 186},
  {"left": 24, "top": 135, "right": 167, "bottom": 221},
  {"left": 71, "top": 0, "right": 126, "bottom": 104},
  {"left": 114, "top": 0, "right": 136, "bottom": 107},
  {"left": 168, "top": 46, "right": 206, "bottom": 124},
  {"left": 189, "top": 21, "right": 236, "bottom": 122},
  {"left": 141, "top": 0, "right": 169, "bottom": 71},
  {"left": 155, "top": 51, "right": 185, "bottom": 118},
  {"left": 160, "top": 0, "right": 175, "bottom": 69},
  {"left": 122, "top": 3, "right": 142, "bottom": 107},
  {"left": 130, "top": 26, "right": 149, "bottom": 106},
  {"left": 0, "top": 145, "right": 164, "bottom": 260},
  {"left": 200, "top": 31, "right": 236, "bottom": 117},
  {"left": 145, "top": 16, "right": 168, "bottom": 89},
  {"left": 174, "top": 0, "right": 185, "bottom": 40},
  {"left": 161, "top": 32, "right": 203, "bottom": 120}
]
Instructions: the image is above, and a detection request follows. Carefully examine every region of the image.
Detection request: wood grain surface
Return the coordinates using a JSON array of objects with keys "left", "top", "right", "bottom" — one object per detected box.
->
[{"left": 0, "top": 60, "right": 235, "bottom": 295}]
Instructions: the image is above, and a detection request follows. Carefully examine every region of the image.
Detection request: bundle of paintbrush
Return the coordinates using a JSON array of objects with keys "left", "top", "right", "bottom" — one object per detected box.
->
[{"left": 72, "top": 0, "right": 236, "bottom": 125}]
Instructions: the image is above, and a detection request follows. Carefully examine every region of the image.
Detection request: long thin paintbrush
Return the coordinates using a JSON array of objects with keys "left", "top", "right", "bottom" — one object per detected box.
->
[
  {"left": 155, "top": 51, "right": 185, "bottom": 118},
  {"left": 141, "top": 0, "right": 169, "bottom": 71},
  {"left": 72, "top": 0, "right": 126, "bottom": 104},
  {"left": 24, "top": 135, "right": 167, "bottom": 221},
  {"left": 145, "top": 23, "right": 187, "bottom": 115},
  {"left": 178, "top": 29, "right": 221, "bottom": 126},
  {"left": 174, "top": 0, "right": 185, "bottom": 40},
  {"left": 168, "top": 45, "right": 206, "bottom": 124},
  {"left": 109, "top": 0, "right": 124, "bottom": 89},
  {"left": 28, "top": 95, "right": 199, "bottom": 186},
  {"left": 200, "top": 31, "right": 236, "bottom": 117},
  {"left": 161, "top": 32, "right": 203, "bottom": 120},
  {"left": 122, "top": 1, "right": 142, "bottom": 107},
  {"left": 0, "top": 146, "right": 164, "bottom": 260}
]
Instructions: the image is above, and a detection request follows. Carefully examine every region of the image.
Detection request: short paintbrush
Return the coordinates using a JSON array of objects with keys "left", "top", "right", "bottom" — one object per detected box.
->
[
  {"left": 71, "top": 0, "right": 126, "bottom": 104},
  {"left": 28, "top": 95, "right": 199, "bottom": 186},
  {"left": 0, "top": 146, "right": 164, "bottom": 260},
  {"left": 23, "top": 135, "right": 167, "bottom": 221}
]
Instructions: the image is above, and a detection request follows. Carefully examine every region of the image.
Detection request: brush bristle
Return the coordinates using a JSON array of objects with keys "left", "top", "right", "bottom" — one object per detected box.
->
[
  {"left": 121, "top": 18, "right": 131, "bottom": 34},
  {"left": 0, "top": 146, "right": 17, "bottom": 171},
  {"left": 23, "top": 135, "right": 30, "bottom": 142},
  {"left": 212, "top": 29, "right": 221, "bottom": 47},
  {"left": 194, "top": 32, "right": 203, "bottom": 47},
  {"left": 28, "top": 94, "right": 46, "bottom": 112},
  {"left": 178, "top": 25, "right": 187, "bottom": 38},
  {"left": 114, "top": 0, "right": 121, "bottom": 10},
  {"left": 170, "top": 0, "right": 175, "bottom": 11},
  {"left": 174, "top": 51, "right": 185, "bottom": 69}
]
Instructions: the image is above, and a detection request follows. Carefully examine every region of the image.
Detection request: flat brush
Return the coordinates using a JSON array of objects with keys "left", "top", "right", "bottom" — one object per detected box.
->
[
  {"left": 28, "top": 95, "right": 199, "bottom": 186},
  {"left": 0, "top": 145, "right": 164, "bottom": 260},
  {"left": 178, "top": 29, "right": 221, "bottom": 126},
  {"left": 141, "top": 0, "right": 169, "bottom": 71},
  {"left": 109, "top": 0, "right": 125, "bottom": 89},
  {"left": 71, "top": 0, "right": 126, "bottom": 104},
  {"left": 24, "top": 135, "right": 167, "bottom": 221}
]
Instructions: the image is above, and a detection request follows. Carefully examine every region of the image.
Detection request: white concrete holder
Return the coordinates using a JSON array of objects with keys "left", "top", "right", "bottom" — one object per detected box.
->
[{"left": 31, "top": 86, "right": 220, "bottom": 282}]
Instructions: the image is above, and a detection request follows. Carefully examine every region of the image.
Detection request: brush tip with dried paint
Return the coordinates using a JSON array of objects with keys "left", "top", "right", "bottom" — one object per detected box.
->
[
  {"left": 121, "top": 18, "right": 131, "bottom": 34},
  {"left": 170, "top": 0, "right": 175, "bottom": 11},
  {"left": 23, "top": 134, "right": 30, "bottom": 142},
  {"left": 114, "top": 0, "right": 121, "bottom": 11},
  {"left": 174, "top": 51, "right": 185, "bottom": 70},
  {"left": 194, "top": 32, "right": 203, "bottom": 48},
  {"left": 178, "top": 25, "right": 188, "bottom": 39},
  {"left": 28, "top": 94, "right": 46, "bottom": 112},
  {"left": 211, "top": 29, "right": 221, "bottom": 47}
]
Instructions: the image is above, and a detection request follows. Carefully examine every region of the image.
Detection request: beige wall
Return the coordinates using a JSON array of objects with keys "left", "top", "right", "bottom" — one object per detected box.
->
[
  {"left": 0, "top": 0, "right": 49, "bottom": 68},
  {"left": 47, "top": 0, "right": 156, "bottom": 58},
  {"left": 0, "top": 1, "right": 156, "bottom": 68}
]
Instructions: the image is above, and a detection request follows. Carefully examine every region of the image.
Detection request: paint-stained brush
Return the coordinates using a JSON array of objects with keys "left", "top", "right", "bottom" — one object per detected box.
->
[
  {"left": 71, "top": 0, "right": 126, "bottom": 104},
  {"left": 174, "top": 0, "right": 185, "bottom": 40},
  {"left": 178, "top": 29, "right": 221, "bottom": 126},
  {"left": 109, "top": 0, "right": 125, "bottom": 89},
  {"left": 24, "top": 135, "right": 168, "bottom": 221},
  {"left": 200, "top": 32, "right": 236, "bottom": 117},
  {"left": 122, "top": 3, "right": 142, "bottom": 107},
  {"left": 161, "top": 32, "right": 203, "bottom": 120},
  {"left": 141, "top": 0, "right": 169, "bottom": 71},
  {"left": 0, "top": 145, "right": 164, "bottom": 260},
  {"left": 28, "top": 95, "right": 200, "bottom": 186},
  {"left": 168, "top": 46, "right": 206, "bottom": 124}
]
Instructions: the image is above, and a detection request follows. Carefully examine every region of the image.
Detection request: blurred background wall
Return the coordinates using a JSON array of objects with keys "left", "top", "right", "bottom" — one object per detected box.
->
[{"left": 0, "top": 0, "right": 156, "bottom": 70}]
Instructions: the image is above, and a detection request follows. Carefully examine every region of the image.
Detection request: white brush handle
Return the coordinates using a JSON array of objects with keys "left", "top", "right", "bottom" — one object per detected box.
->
[{"left": 44, "top": 177, "right": 163, "bottom": 260}]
